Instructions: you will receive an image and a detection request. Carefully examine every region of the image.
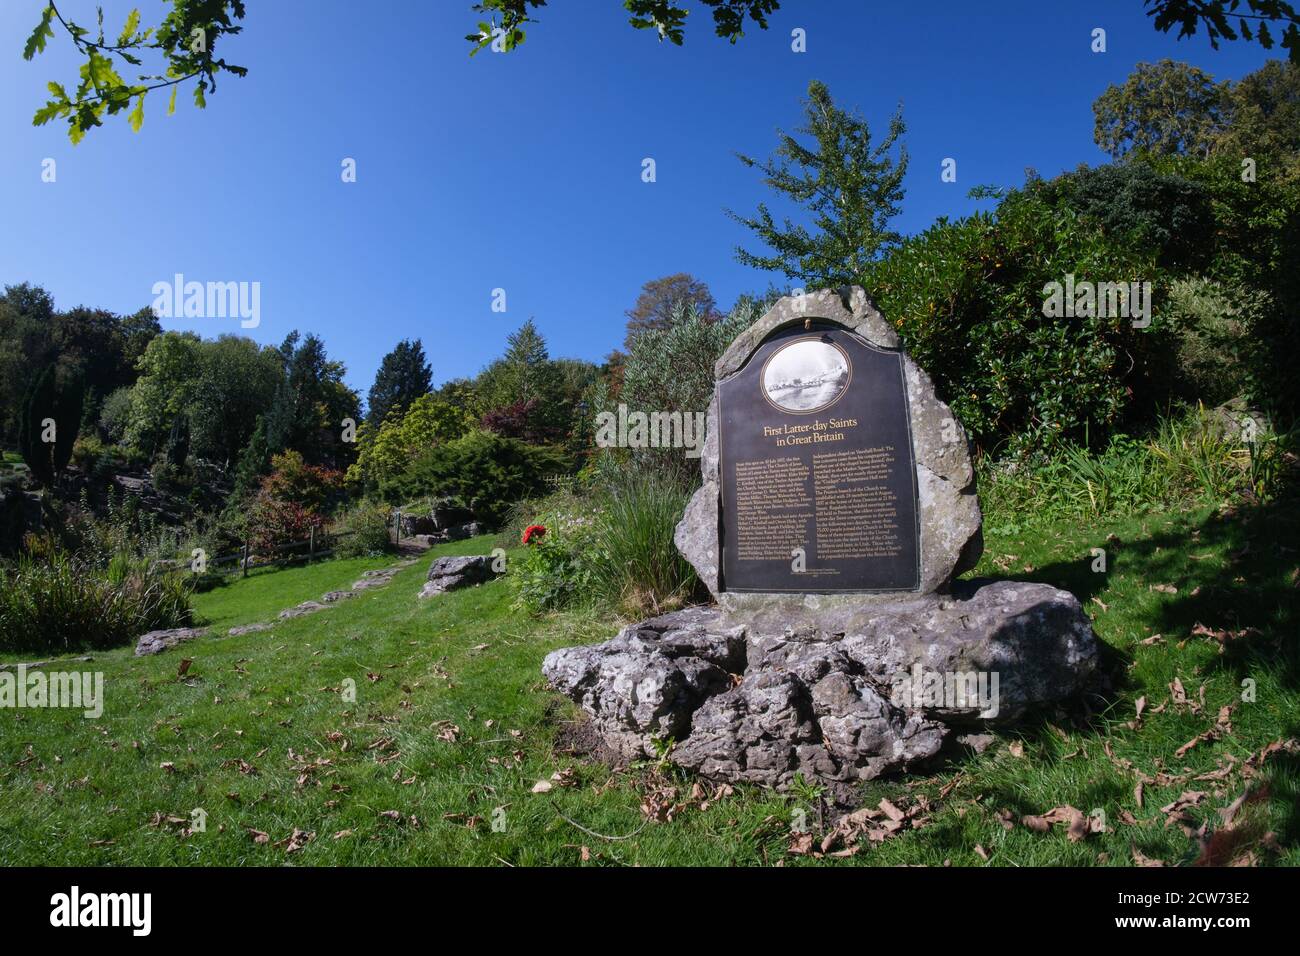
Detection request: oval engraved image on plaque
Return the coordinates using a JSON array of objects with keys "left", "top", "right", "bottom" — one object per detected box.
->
[{"left": 761, "top": 337, "right": 851, "bottom": 414}]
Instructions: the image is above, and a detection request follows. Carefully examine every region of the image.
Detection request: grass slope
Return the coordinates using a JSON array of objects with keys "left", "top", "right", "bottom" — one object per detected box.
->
[{"left": 1, "top": 503, "right": 1297, "bottom": 867}]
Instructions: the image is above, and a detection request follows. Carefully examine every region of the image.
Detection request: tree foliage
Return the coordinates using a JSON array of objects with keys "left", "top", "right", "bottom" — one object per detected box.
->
[
  {"left": 1214, "top": 59, "right": 1300, "bottom": 176},
  {"left": 262, "top": 332, "right": 360, "bottom": 470},
  {"left": 466, "top": 0, "right": 779, "bottom": 54},
  {"left": 260, "top": 450, "right": 345, "bottom": 513},
  {"left": 24, "top": 1, "right": 247, "bottom": 144},
  {"left": 1094, "top": 58, "right": 1300, "bottom": 176},
  {"left": 729, "top": 80, "right": 908, "bottom": 286},
  {"left": 595, "top": 299, "right": 762, "bottom": 484},
  {"left": 623, "top": 273, "right": 718, "bottom": 349},
  {"left": 0, "top": 286, "right": 158, "bottom": 445},
  {"left": 476, "top": 319, "right": 571, "bottom": 441},
  {"left": 124, "top": 332, "right": 205, "bottom": 456},
  {"left": 368, "top": 338, "right": 433, "bottom": 425},
  {"left": 1093, "top": 59, "right": 1230, "bottom": 160},
  {"left": 189, "top": 335, "right": 282, "bottom": 466},
  {"left": 1147, "top": 0, "right": 1300, "bottom": 62}
]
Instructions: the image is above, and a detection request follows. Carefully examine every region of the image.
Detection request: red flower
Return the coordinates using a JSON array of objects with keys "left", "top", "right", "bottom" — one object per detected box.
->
[{"left": 522, "top": 524, "right": 547, "bottom": 545}]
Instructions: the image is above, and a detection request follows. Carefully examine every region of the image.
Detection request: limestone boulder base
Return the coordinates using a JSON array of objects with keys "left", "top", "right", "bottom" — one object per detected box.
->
[{"left": 543, "top": 579, "right": 1097, "bottom": 788}]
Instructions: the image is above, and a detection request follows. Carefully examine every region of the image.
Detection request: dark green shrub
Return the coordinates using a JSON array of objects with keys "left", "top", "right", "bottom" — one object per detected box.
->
[
  {"left": 17, "top": 367, "right": 83, "bottom": 487},
  {"left": 863, "top": 151, "right": 1299, "bottom": 453},
  {"left": 866, "top": 188, "right": 1157, "bottom": 455},
  {"left": 382, "top": 429, "right": 565, "bottom": 527},
  {"left": 1037, "top": 162, "right": 1215, "bottom": 269}
]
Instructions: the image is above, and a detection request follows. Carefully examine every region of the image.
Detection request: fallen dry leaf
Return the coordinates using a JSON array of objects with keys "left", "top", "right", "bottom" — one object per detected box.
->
[
  {"left": 276, "top": 828, "right": 315, "bottom": 854},
  {"left": 1021, "top": 805, "right": 1098, "bottom": 842},
  {"left": 1131, "top": 845, "right": 1165, "bottom": 867},
  {"left": 788, "top": 832, "right": 814, "bottom": 855}
]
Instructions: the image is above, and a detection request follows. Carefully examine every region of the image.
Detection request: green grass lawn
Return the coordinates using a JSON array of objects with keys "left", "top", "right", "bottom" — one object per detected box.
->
[
  {"left": 191, "top": 555, "right": 398, "bottom": 634},
  {"left": 1, "top": 505, "right": 1297, "bottom": 867}
]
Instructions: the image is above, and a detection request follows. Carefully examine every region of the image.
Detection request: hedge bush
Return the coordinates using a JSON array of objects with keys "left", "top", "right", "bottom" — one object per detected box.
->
[{"left": 381, "top": 429, "right": 565, "bottom": 527}]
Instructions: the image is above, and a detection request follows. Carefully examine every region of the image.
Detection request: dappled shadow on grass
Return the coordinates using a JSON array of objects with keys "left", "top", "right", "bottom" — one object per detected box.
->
[
  {"left": 911, "top": 495, "right": 1300, "bottom": 816},
  {"left": 1004, "top": 495, "right": 1300, "bottom": 690},
  {"left": 1262, "top": 720, "right": 1300, "bottom": 851}
]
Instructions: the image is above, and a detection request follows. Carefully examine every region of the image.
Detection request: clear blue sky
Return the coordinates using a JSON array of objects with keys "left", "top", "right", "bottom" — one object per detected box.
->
[{"left": 0, "top": 0, "right": 1276, "bottom": 401}]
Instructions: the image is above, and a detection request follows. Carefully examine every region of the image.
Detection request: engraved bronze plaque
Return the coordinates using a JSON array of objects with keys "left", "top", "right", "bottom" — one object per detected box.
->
[{"left": 718, "top": 322, "right": 920, "bottom": 593}]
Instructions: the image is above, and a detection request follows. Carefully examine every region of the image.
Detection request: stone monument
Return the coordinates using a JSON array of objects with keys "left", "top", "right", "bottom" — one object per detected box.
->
[{"left": 543, "top": 287, "right": 1098, "bottom": 792}]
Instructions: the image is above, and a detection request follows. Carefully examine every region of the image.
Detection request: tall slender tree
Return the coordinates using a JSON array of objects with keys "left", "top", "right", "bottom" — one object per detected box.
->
[
  {"left": 17, "top": 366, "right": 82, "bottom": 488},
  {"left": 728, "top": 80, "right": 908, "bottom": 287},
  {"left": 368, "top": 338, "right": 433, "bottom": 425}
]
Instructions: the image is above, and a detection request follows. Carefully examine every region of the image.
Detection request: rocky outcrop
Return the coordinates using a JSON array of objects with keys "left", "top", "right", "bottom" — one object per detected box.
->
[
  {"left": 542, "top": 607, "right": 745, "bottom": 758},
  {"left": 135, "top": 627, "right": 208, "bottom": 656},
  {"left": 351, "top": 566, "right": 405, "bottom": 591},
  {"left": 134, "top": 556, "right": 420, "bottom": 655},
  {"left": 543, "top": 580, "right": 1098, "bottom": 788},
  {"left": 280, "top": 601, "right": 329, "bottom": 620},
  {"left": 419, "top": 555, "right": 502, "bottom": 599}
]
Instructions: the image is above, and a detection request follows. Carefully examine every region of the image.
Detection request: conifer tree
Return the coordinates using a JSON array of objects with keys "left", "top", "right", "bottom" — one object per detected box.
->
[
  {"left": 728, "top": 80, "right": 907, "bottom": 287},
  {"left": 368, "top": 338, "right": 433, "bottom": 425}
]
